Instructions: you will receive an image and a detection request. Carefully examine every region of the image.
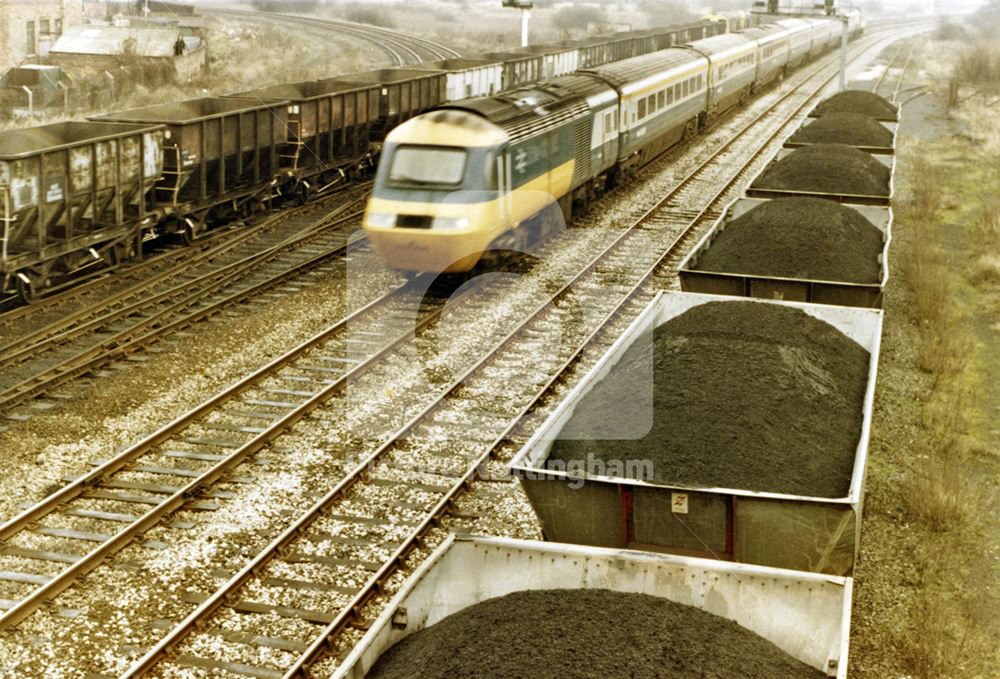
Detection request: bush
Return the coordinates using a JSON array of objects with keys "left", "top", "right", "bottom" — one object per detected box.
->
[
  {"left": 250, "top": 0, "right": 320, "bottom": 11},
  {"left": 552, "top": 5, "right": 605, "bottom": 38},
  {"left": 344, "top": 3, "right": 396, "bottom": 28},
  {"left": 637, "top": 0, "right": 695, "bottom": 27}
]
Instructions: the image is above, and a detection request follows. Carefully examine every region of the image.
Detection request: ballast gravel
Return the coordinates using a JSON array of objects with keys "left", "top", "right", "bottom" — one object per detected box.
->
[
  {"left": 546, "top": 301, "right": 870, "bottom": 497},
  {"left": 367, "top": 589, "right": 826, "bottom": 679},
  {"left": 0, "top": 48, "right": 891, "bottom": 674},
  {"left": 692, "top": 197, "right": 884, "bottom": 284},
  {"left": 791, "top": 111, "right": 894, "bottom": 148},
  {"left": 752, "top": 143, "right": 891, "bottom": 197}
]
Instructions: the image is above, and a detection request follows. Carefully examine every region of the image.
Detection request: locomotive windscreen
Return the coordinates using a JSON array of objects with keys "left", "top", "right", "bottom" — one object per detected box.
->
[{"left": 389, "top": 146, "right": 468, "bottom": 186}]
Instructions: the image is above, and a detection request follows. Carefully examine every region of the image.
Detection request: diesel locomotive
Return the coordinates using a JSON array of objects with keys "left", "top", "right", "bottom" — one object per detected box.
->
[{"left": 364, "top": 15, "right": 864, "bottom": 273}]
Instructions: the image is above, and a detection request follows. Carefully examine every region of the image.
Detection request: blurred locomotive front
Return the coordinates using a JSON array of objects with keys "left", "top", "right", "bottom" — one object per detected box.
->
[
  {"left": 363, "top": 111, "right": 508, "bottom": 273},
  {"left": 364, "top": 98, "right": 580, "bottom": 274}
]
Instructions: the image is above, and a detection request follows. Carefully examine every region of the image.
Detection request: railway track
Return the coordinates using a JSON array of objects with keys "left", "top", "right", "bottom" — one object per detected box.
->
[
  {"left": 0, "top": 187, "right": 376, "bottom": 419},
  {"left": 126, "top": 24, "right": 931, "bottom": 678},
  {"left": 0, "top": 21, "right": 928, "bottom": 678},
  {"left": 204, "top": 7, "right": 460, "bottom": 66}
]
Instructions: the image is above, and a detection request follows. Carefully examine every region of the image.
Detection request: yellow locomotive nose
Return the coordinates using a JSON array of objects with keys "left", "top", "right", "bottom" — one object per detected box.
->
[{"left": 364, "top": 199, "right": 500, "bottom": 273}]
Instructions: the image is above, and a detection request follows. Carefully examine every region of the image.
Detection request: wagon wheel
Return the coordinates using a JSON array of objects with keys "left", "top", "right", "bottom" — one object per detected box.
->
[
  {"left": 15, "top": 273, "right": 42, "bottom": 305},
  {"left": 110, "top": 239, "right": 137, "bottom": 271},
  {"left": 294, "top": 182, "right": 313, "bottom": 206},
  {"left": 181, "top": 217, "right": 207, "bottom": 246}
]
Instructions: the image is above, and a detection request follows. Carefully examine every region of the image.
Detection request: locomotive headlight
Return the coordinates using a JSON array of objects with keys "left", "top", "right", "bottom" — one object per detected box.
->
[
  {"left": 366, "top": 212, "right": 397, "bottom": 228},
  {"left": 432, "top": 217, "right": 470, "bottom": 231}
]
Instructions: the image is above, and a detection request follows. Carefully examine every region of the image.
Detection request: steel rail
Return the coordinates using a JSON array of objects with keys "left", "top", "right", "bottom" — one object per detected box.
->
[
  {"left": 891, "top": 41, "right": 918, "bottom": 105},
  {"left": 0, "top": 193, "right": 369, "bottom": 366},
  {"left": 0, "top": 269, "right": 489, "bottom": 630},
  {"left": 204, "top": 7, "right": 457, "bottom": 66},
  {"left": 872, "top": 42, "right": 905, "bottom": 94},
  {"left": 0, "top": 208, "right": 373, "bottom": 414},
  {"left": 125, "top": 22, "right": 932, "bottom": 678},
  {"left": 0, "top": 177, "right": 369, "bottom": 324}
]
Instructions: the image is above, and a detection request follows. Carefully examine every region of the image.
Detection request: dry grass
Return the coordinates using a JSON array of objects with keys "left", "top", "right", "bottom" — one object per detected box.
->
[
  {"left": 902, "top": 555, "right": 975, "bottom": 679},
  {"left": 907, "top": 386, "right": 977, "bottom": 531},
  {"left": 853, "top": 32, "right": 1000, "bottom": 679},
  {"left": 897, "top": 155, "right": 972, "bottom": 376}
]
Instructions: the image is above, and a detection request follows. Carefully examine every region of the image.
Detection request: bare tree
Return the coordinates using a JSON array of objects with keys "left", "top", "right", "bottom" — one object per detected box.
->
[
  {"left": 954, "top": 42, "right": 1000, "bottom": 106},
  {"left": 552, "top": 5, "right": 605, "bottom": 38}
]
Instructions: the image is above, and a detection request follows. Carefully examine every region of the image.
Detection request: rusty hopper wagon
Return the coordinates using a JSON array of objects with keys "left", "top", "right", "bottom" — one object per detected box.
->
[
  {"left": 510, "top": 292, "right": 882, "bottom": 577},
  {"left": 91, "top": 97, "right": 290, "bottom": 241},
  {"left": 227, "top": 79, "right": 380, "bottom": 202},
  {"left": 500, "top": 44, "right": 580, "bottom": 81},
  {"left": 678, "top": 197, "right": 893, "bottom": 308},
  {"left": 336, "top": 535, "right": 854, "bottom": 679},
  {"left": 334, "top": 69, "right": 447, "bottom": 141},
  {"left": 412, "top": 58, "right": 505, "bottom": 101},
  {"left": 1, "top": 121, "right": 164, "bottom": 301}
]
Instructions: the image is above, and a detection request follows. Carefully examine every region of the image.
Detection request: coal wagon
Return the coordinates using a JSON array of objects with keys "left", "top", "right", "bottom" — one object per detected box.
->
[
  {"left": 227, "top": 79, "right": 380, "bottom": 203},
  {"left": 1, "top": 121, "right": 163, "bottom": 300},
  {"left": 91, "top": 97, "right": 290, "bottom": 240}
]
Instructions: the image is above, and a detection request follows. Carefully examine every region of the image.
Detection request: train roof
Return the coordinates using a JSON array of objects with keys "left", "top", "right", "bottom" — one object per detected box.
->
[
  {"left": 742, "top": 24, "right": 791, "bottom": 42},
  {"left": 774, "top": 18, "right": 814, "bottom": 33},
  {"left": 582, "top": 49, "right": 705, "bottom": 89},
  {"left": 686, "top": 33, "right": 756, "bottom": 57},
  {"left": 443, "top": 73, "right": 612, "bottom": 143}
]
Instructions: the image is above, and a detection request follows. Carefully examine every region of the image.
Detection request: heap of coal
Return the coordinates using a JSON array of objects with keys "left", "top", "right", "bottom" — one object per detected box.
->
[
  {"left": 813, "top": 90, "right": 898, "bottom": 119},
  {"left": 751, "top": 144, "right": 890, "bottom": 197},
  {"left": 546, "top": 301, "right": 870, "bottom": 498},
  {"left": 368, "top": 589, "right": 827, "bottom": 679},
  {"left": 790, "top": 112, "right": 894, "bottom": 148},
  {"left": 692, "top": 197, "right": 883, "bottom": 284}
]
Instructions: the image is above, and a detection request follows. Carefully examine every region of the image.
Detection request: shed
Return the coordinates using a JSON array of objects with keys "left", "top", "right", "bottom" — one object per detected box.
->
[{"left": 49, "top": 24, "right": 206, "bottom": 82}]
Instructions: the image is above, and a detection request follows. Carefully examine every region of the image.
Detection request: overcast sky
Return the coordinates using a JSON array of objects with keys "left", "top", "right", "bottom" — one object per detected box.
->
[{"left": 193, "top": 0, "right": 991, "bottom": 15}]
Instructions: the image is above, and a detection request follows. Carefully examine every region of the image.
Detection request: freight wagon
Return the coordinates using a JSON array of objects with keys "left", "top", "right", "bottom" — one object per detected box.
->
[
  {"left": 747, "top": 144, "right": 896, "bottom": 206},
  {"left": 509, "top": 292, "right": 883, "bottom": 576},
  {"left": 337, "top": 535, "right": 853, "bottom": 678},
  {"left": 227, "top": 79, "right": 380, "bottom": 203},
  {"left": 333, "top": 69, "right": 448, "bottom": 141},
  {"left": 91, "top": 97, "right": 289, "bottom": 242},
  {"left": 678, "top": 197, "right": 893, "bottom": 308},
  {"left": 1, "top": 121, "right": 164, "bottom": 301}
]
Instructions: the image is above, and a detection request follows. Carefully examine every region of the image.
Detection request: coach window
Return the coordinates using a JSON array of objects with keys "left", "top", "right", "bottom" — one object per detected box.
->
[
  {"left": 697, "top": 75, "right": 703, "bottom": 90},
  {"left": 666, "top": 87, "right": 673, "bottom": 104},
  {"left": 658, "top": 90, "right": 665, "bottom": 108},
  {"left": 647, "top": 94, "right": 656, "bottom": 113},
  {"left": 682, "top": 80, "right": 689, "bottom": 98},
  {"left": 638, "top": 98, "right": 647, "bottom": 118},
  {"left": 674, "top": 83, "right": 681, "bottom": 100}
]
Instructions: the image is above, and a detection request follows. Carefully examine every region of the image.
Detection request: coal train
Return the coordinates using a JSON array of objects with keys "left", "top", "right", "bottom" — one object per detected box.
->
[
  {"left": 1, "top": 17, "right": 743, "bottom": 303},
  {"left": 364, "top": 13, "right": 865, "bottom": 273}
]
